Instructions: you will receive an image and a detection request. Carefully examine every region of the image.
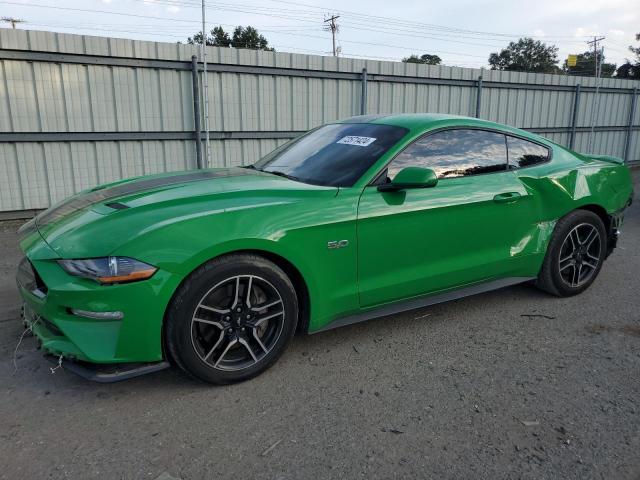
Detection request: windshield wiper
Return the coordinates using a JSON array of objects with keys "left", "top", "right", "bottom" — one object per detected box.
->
[
  {"left": 241, "top": 164, "right": 257, "bottom": 170},
  {"left": 262, "top": 170, "right": 302, "bottom": 182}
]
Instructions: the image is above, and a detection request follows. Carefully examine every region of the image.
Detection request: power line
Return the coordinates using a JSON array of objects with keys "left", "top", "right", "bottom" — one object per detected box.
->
[
  {"left": 12, "top": 0, "right": 597, "bottom": 47},
  {"left": 126, "top": 0, "right": 596, "bottom": 52},
  {"left": 3, "top": 0, "right": 610, "bottom": 68},
  {"left": 1, "top": 1, "right": 495, "bottom": 57},
  {"left": 0, "top": 1, "right": 200, "bottom": 23},
  {"left": 4, "top": 0, "right": 593, "bottom": 48},
  {"left": 120, "top": 0, "right": 597, "bottom": 47},
  {"left": 261, "top": 0, "right": 599, "bottom": 39},
  {"left": 133, "top": 0, "right": 595, "bottom": 46},
  {"left": 3, "top": 0, "right": 551, "bottom": 52},
  {"left": 24, "top": 18, "right": 490, "bottom": 60}
]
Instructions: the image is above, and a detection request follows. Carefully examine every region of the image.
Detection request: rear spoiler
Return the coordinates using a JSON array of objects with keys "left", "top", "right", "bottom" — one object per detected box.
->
[{"left": 584, "top": 154, "right": 625, "bottom": 165}]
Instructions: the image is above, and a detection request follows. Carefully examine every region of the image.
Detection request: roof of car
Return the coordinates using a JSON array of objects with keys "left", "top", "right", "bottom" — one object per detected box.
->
[
  {"left": 340, "top": 113, "right": 471, "bottom": 127},
  {"left": 338, "top": 113, "right": 546, "bottom": 143}
]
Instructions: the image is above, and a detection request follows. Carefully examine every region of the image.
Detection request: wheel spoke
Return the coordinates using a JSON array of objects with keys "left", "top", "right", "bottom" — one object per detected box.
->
[
  {"left": 569, "top": 229, "right": 580, "bottom": 250},
  {"left": 253, "top": 310, "right": 284, "bottom": 327},
  {"left": 245, "top": 276, "right": 253, "bottom": 308},
  {"left": 197, "top": 304, "right": 230, "bottom": 314},
  {"left": 203, "top": 330, "right": 226, "bottom": 361},
  {"left": 586, "top": 252, "right": 599, "bottom": 262},
  {"left": 229, "top": 277, "right": 241, "bottom": 310},
  {"left": 252, "top": 329, "right": 269, "bottom": 353},
  {"left": 559, "top": 259, "right": 573, "bottom": 272},
  {"left": 573, "top": 263, "right": 582, "bottom": 287},
  {"left": 559, "top": 252, "right": 573, "bottom": 272},
  {"left": 193, "top": 317, "right": 224, "bottom": 328},
  {"left": 238, "top": 336, "right": 258, "bottom": 362},
  {"left": 571, "top": 263, "right": 581, "bottom": 286},
  {"left": 583, "top": 258, "right": 598, "bottom": 269},
  {"left": 251, "top": 299, "right": 282, "bottom": 312},
  {"left": 559, "top": 253, "right": 573, "bottom": 263},
  {"left": 582, "top": 228, "right": 597, "bottom": 248},
  {"left": 213, "top": 338, "right": 238, "bottom": 368}
]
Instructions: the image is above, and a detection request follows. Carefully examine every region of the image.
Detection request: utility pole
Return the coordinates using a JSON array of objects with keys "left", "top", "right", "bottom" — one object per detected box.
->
[
  {"left": 586, "top": 36, "right": 605, "bottom": 153},
  {"left": 1, "top": 17, "right": 25, "bottom": 29},
  {"left": 323, "top": 15, "right": 340, "bottom": 56},
  {"left": 200, "top": 0, "right": 211, "bottom": 167},
  {"left": 586, "top": 36, "right": 605, "bottom": 77}
]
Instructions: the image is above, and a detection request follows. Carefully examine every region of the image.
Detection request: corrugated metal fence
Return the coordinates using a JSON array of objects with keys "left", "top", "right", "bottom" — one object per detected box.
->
[{"left": 1, "top": 29, "right": 639, "bottom": 216}]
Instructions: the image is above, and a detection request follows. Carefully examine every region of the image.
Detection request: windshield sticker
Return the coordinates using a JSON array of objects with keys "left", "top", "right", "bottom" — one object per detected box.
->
[{"left": 337, "top": 136, "right": 377, "bottom": 147}]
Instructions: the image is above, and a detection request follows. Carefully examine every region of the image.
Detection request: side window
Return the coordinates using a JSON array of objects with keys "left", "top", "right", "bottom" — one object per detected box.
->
[
  {"left": 387, "top": 129, "right": 508, "bottom": 180},
  {"left": 507, "top": 136, "right": 549, "bottom": 168}
]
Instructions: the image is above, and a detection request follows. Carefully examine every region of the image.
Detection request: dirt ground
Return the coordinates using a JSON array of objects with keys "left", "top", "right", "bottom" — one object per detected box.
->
[{"left": 1, "top": 172, "right": 639, "bottom": 480}]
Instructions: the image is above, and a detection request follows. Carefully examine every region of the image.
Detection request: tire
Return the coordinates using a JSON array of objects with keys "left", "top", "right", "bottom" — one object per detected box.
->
[
  {"left": 165, "top": 254, "right": 298, "bottom": 384},
  {"left": 536, "top": 209, "right": 607, "bottom": 297}
]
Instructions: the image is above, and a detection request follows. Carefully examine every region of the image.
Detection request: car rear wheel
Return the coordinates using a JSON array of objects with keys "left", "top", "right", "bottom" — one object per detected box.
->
[
  {"left": 165, "top": 254, "right": 298, "bottom": 384},
  {"left": 536, "top": 209, "right": 607, "bottom": 297}
]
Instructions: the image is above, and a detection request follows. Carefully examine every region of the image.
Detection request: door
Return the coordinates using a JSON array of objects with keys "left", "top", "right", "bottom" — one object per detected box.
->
[{"left": 356, "top": 128, "right": 538, "bottom": 308}]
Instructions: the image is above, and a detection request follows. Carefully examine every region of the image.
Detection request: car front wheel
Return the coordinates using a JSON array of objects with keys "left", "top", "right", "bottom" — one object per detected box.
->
[
  {"left": 165, "top": 254, "right": 298, "bottom": 384},
  {"left": 536, "top": 209, "right": 607, "bottom": 297}
]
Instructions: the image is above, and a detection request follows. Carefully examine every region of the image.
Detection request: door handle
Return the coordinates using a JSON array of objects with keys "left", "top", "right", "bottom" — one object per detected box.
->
[{"left": 493, "top": 192, "right": 522, "bottom": 203}]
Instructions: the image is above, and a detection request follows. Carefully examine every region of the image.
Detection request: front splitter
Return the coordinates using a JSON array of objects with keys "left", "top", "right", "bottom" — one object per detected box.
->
[{"left": 45, "top": 355, "right": 171, "bottom": 383}]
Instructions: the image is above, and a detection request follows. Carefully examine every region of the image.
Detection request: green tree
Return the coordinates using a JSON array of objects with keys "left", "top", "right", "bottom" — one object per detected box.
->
[
  {"left": 563, "top": 50, "right": 616, "bottom": 77},
  {"left": 210, "top": 26, "right": 231, "bottom": 47},
  {"left": 616, "top": 33, "right": 640, "bottom": 79},
  {"left": 187, "top": 25, "right": 273, "bottom": 51},
  {"left": 615, "top": 62, "right": 638, "bottom": 79},
  {"left": 402, "top": 54, "right": 442, "bottom": 65},
  {"left": 630, "top": 33, "right": 640, "bottom": 62},
  {"left": 232, "top": 26, "right": 272, "bottom": 50},
  {"left": 488, "top": 37, "right": 559, "bottom": 73},
  {"left": 187, "top": 31, "right": 207, "bottom": 46}
]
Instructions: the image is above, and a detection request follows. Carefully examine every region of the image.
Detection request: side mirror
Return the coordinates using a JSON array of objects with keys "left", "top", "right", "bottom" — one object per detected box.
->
[{"left": 377, "top": 167, "right": 438, "bottom": 192}]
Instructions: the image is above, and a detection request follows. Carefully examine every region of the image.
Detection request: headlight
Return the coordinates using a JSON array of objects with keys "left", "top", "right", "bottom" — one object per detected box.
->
[{"left": 58, "top": 257, "right": 157, "bottom": 284}]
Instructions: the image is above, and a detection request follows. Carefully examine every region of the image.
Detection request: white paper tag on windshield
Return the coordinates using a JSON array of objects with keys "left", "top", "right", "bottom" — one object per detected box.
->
[{"left": 336, "top": 136, "right": 376, "bottom": 147}]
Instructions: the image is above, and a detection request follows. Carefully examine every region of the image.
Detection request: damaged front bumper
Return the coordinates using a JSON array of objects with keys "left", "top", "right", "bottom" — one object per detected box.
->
[
  {"left": 21, "top": 302, "right": 170, "bottom": 382},
  {"left": 15, "top": 230, "right": 180, "bottom": 382}
]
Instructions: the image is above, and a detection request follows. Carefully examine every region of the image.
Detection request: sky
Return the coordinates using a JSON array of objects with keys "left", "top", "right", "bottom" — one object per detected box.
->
[{"left": 0, "top": 0, "right": 638, "bottom": 70}]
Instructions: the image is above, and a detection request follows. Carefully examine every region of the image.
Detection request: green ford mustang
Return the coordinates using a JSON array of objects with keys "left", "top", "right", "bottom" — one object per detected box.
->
[{"left": 17, "top": 114, "right": 634, "bottom": 384}]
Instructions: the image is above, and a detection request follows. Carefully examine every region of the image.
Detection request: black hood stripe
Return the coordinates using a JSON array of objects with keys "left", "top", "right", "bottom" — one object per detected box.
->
[{"left": 37, "top": 168, "right": 254, "bottom": 227}]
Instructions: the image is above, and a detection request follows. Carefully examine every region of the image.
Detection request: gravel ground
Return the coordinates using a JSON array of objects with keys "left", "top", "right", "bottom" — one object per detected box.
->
[{"left": 1, "top": 172, "right": 639, "bottom": 480}]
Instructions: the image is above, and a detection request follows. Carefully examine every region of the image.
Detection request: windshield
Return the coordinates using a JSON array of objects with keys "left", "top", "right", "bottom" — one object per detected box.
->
[{"left": 253, "top": 123, "right": 408, "bottom": 187}]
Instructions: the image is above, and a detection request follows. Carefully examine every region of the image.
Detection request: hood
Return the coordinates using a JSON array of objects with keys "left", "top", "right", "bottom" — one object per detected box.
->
[
  {"left": 23, "top": 167, "right": 337, "bottom": 258},
  {"left": 36, "top": 168, "right": 257, "bottom": 229}
]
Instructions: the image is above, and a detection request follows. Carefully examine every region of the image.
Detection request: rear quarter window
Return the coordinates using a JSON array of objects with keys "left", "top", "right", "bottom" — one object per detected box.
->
[{"left": 507, "top": 136, "right": 550, "bottom": 168}]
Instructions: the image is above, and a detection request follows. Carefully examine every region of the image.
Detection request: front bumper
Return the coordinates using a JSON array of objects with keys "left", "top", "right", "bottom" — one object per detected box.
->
[{"left": 17, "top": 252, "right": 180, "bottom": 365}]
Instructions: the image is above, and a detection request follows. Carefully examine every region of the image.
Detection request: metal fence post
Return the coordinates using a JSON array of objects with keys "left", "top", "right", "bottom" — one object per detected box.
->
[
  {"left": 360, "top": 68, "right": 368, "bottom": 115},
  {"left": 191, "top": 55, "right": 203, "bottom": 169},
  {"left": 475, "top": 75, "right": 483, "bottom": 118},
  {"left": 623, "top": 87, "right": 638, "bottom": 163},
  {"left": 569, "top": 83, "right": 581, "bottom": 150}
]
